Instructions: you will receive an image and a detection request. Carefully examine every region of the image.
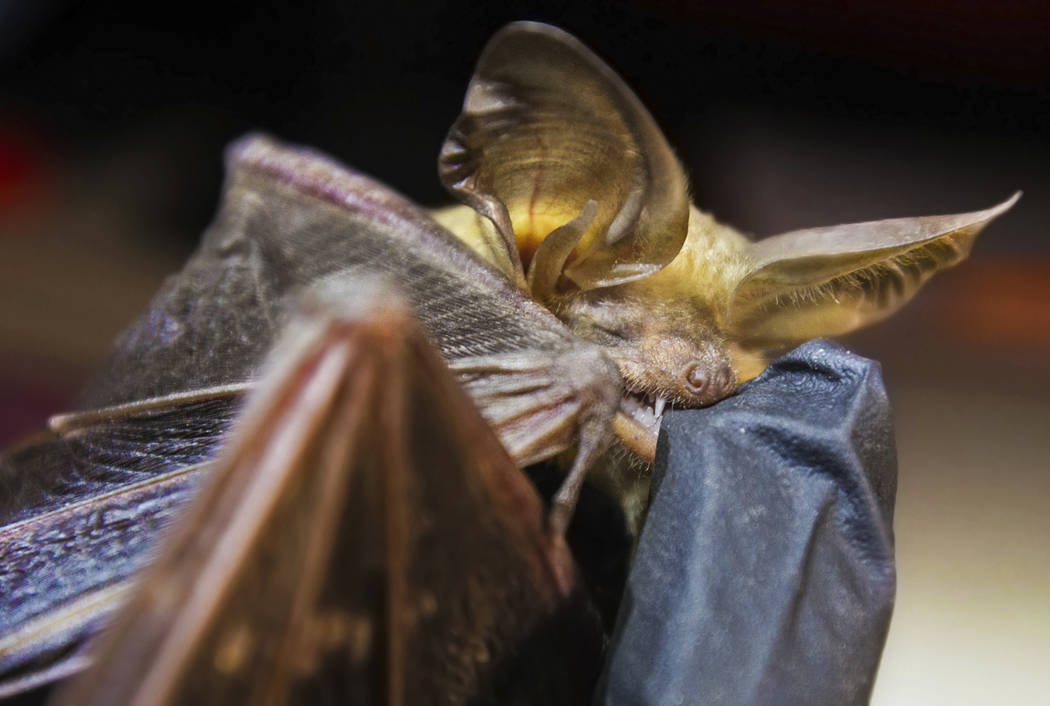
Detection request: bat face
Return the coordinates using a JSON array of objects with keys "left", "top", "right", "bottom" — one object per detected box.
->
[{"left": 437, "top": 21, "right": 1019, "bottom": 455}]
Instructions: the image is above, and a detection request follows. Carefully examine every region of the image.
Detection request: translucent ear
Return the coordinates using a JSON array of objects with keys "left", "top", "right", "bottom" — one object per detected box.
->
[
  {"left": 439, "top": 21, "right": 689, "bottom": 293},
  {"left": 727, "top": 193, "right": 1020, "bottom": 346}
]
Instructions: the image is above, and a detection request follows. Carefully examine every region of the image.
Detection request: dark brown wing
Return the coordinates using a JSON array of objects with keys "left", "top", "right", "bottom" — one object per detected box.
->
[
  {"left": 0, "top": 136, "right": 619, "bottom": 694},
  {"left": 78, "top": 135, "right": 572, "bottom": 408},
  {"left": 76, "top": 134, "right": 620, "bottom": 465},
  {"left": 51, "top": 284, "right": 604, "bottom": 706},
  {"left": 0, "top": 400, "right": 236, "bottom": 699}
]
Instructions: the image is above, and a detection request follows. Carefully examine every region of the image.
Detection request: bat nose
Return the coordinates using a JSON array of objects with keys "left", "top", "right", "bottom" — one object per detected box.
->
[
  {"left": 682, "top": 362, "right": 734, "bottom": 405},
  {"left": 684, "top": 363, "right": 708, "bottom": 393}
]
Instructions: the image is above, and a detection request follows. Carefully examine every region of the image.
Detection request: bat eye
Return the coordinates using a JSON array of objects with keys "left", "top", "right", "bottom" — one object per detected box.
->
[{"left": 590, "top": 322, "right": 630, "bottom": 343}]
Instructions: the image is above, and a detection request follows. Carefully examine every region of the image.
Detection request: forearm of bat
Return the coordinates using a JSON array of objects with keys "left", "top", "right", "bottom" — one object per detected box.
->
[
  {"left": 51, "top": 280, "right": 604, "bottom": 706},
  {"left": 449, "top": 344, "right": 620, "bottom": 536}
]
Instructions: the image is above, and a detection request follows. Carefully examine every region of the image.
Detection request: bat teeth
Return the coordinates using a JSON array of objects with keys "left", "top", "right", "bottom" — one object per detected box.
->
[{"left": 653, "top": 396, "right": 666, "bottom": 418}]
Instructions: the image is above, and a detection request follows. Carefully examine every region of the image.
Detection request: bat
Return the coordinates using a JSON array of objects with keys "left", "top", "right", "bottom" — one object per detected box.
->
[{"left": 0, "top": 20, "right": 1016, "bottom": 701}]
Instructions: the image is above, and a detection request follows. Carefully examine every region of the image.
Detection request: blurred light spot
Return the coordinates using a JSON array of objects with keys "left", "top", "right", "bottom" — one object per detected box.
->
[
  {"left": 0, "top": 123, "right": 46, "bottom": 217},
  {"left": 933, "top": 258, "right": 1050, "bottom": 350}
]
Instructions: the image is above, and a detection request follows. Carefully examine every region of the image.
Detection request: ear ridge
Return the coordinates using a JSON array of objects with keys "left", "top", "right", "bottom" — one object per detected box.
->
[
  {"left": 439, "top": 21, "right": 690, "bottom": 293},
  {"left": 527, "top": 200, "right": 597, "bottom": 301},
  {"left": 439, "top": 134, "right": 528, "bottom": 290},
  {"left": 727, "top": 192, "right": 1020, "bottom": 345}
]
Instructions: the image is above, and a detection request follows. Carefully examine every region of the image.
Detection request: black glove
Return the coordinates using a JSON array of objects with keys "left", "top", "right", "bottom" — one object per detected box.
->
[{"left": 598, "top": 339, "right": 897, "bottom": 705}]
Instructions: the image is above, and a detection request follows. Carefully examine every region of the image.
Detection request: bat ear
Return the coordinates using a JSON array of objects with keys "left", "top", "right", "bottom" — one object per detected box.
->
[
  {"left": 726, "top": 193, "right": 1020, "bottom": 346},
  {"left": 439, "top": 21, "right": 690, "bottom": 297}
]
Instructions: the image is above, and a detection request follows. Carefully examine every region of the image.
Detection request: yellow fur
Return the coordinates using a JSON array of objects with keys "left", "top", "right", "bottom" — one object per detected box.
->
[
  {"left": 431, "top": 204, "right": 494, "bottom": 264},
  {"left": 618, "top": 206, "right": 752, "bottom": 320}
]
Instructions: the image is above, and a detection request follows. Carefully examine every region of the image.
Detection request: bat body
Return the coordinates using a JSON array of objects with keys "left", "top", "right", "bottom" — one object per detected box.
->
[{"left": 0, "top": 20, "right": 1018, "bottom": 701}]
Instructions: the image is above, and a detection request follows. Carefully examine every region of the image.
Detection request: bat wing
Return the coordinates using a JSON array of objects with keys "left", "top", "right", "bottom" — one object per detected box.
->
[
  {"left": 0, "top": 399, "right": 237, "bottom": 699},
  {"left": 51, "top": 283, "right": 604, "bottom": 706},
  {"left": 76, "top": 134, "right": 621, "bottom": 467},
  {"left": 78, "top": 134, "right": 593, "bottom": 406},
  {"left": 0, "top": 136, "right": 619, "bottom": 695}
]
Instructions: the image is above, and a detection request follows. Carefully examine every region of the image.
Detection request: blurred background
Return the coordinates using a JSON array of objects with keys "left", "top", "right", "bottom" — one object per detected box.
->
[{"left": 0, "top": 1, "right": 1047, "bottom": 702}]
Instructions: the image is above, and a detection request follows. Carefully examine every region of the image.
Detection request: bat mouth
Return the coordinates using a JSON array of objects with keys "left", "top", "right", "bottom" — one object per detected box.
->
[
  {"left": 621, "top": 389, "right": 667, "bottom": 430},
  {"left": 612, "top": 389, "right": 667, "bottom": 463}
]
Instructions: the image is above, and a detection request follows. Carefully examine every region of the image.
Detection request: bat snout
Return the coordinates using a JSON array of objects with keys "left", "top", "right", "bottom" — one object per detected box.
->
[{"left": 680, "top": 360, "right": 735, "bottom": 407}]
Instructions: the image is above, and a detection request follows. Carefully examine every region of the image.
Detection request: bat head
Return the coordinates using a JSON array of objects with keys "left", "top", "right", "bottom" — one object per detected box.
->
[
  {"left": 439, "top": 21, "right": 1018, "bottom": 424},
  {"left": 555, "top": 281, "right": 736, "bottom": 410}
]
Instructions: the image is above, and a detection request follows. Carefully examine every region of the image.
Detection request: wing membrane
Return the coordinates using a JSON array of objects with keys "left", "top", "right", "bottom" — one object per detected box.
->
[
  {"left": 52, "top": 286, "right": 603, "bottom": 705},
  {"left": 0, "top": 134, "right": 619, "bottom": 694}
]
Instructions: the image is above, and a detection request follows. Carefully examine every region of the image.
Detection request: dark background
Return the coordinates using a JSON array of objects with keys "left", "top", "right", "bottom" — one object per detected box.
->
[
  {"left": 1, "top": 1, "right": 1047, "bottom": 702},
  {"left": 2, "top": 0, "right": 1048, "bottom": 248}
]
